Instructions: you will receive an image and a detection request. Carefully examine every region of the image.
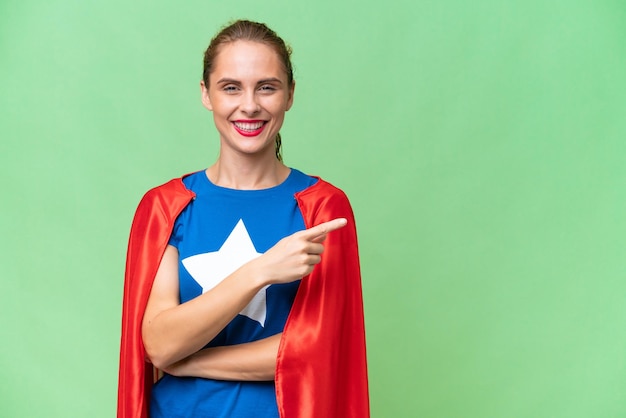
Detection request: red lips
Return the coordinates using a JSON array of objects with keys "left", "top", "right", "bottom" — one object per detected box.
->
[{"left": 232, "top": 120, "right": 266, "bottom": 137}]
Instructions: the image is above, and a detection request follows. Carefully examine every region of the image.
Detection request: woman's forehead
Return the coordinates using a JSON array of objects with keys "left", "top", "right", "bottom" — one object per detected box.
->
[{"left": 211, "top": 41, "right": 287, "bottom": 81}]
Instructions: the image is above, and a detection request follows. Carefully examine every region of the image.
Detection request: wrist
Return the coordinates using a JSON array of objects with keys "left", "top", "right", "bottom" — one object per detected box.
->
[{"left": 245, "top": 257, "right": 272, "bottom": 289}]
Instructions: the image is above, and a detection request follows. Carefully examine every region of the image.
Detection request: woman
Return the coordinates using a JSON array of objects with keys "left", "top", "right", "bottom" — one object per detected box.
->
[{"left": 117, "top": 20, "right": 369, "bottom": 418}]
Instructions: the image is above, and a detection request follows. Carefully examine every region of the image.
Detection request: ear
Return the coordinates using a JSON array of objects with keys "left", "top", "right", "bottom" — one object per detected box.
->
[
  {"left": 200, "top": 80, "right": 213, "bottom": 111},
  {"left": 285, "top": 81, "right": 295, "bottom": 111}
]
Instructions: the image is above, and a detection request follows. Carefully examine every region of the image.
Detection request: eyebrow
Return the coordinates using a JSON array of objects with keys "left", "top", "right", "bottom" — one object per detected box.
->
[
  {"left": 216, "top": 77, "right": 283, "bottom": 85},
  {"left": 257, "top": 78, "right": 283, "bottom": 85}
]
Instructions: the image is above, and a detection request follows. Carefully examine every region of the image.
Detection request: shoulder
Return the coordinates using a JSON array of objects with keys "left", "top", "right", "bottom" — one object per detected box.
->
[
  {"left": 296, "top": 176, "right": 351, "bottom": 206},
  {"left": 140, "top": 171, "right": 204, "bottom": 204},
  {"left": 295, "top": 176, "right": 354, "bottom": 223},
  {"left": 133, "top": 176, "right": 196, "bottom": 221},
  {"left": 141, "top": 177, "right": 191, "bottom": 203}
]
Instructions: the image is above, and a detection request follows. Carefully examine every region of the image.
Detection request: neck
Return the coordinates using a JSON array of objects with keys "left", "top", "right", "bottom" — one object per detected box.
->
[{"left": 206, "top": 153, "right": 290, "bottom": 190}]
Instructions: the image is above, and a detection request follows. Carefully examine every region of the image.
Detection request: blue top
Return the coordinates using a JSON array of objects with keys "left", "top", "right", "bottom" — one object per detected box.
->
[{"left": 150, "top": 168, "right": 318, "bottom": 418}]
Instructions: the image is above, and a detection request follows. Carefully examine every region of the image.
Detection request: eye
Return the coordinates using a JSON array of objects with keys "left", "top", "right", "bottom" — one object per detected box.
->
[
  {"left": 258, "top": 85, "right": 277, "bottom": 94},
  {"left": 222, "top": 85, "right": 240, "bottom": 94}
]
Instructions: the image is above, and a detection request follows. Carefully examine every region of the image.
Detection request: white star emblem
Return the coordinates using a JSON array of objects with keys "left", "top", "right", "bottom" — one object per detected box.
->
[{"left": 181, "top": 219, "right": 269, "bottom": 327}]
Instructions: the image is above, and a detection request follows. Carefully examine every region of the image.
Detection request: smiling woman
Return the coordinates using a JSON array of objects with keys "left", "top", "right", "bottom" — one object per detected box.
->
[
  {"left": 201, "top": 20, "right": 295, "bottom": 163},
  {"left": 201, "top": 40, "right": 294, "bottom": 174},
  {"left": 117, "top": 20, "right": 369, "bottom": 418}
]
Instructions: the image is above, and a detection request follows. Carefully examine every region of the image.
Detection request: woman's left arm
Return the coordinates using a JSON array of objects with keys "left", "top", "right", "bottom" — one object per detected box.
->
[{"left": 162, "top": 333, "right": 282, "bottom": 381}]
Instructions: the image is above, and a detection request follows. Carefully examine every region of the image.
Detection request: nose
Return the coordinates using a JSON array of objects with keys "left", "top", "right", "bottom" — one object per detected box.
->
[{"left": 240, "top": 91, "right": 260, "bottom": 115}]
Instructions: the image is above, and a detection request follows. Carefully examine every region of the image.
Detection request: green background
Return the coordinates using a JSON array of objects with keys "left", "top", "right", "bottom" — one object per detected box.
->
[{"left": 1, "top": 0, "right": 625, "bottom": 417}]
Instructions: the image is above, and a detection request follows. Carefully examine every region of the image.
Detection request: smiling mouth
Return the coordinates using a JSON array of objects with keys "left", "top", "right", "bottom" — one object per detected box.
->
[{"left": 232, "top": 120, "right": 266, "bottom": 136}]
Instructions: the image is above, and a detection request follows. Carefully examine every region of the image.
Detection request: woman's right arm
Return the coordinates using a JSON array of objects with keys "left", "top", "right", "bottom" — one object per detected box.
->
[
  {"left": 142, "top": 244, "right": 268, "bottom": 370},
  {"left": 141, "top": 218, "right": 347, "bottom": 371}
]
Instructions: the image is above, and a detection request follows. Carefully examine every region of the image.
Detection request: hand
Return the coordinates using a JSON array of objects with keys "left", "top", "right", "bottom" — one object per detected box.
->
[{"left": 253, "top": 218, "right": 347, "bottom": 285}]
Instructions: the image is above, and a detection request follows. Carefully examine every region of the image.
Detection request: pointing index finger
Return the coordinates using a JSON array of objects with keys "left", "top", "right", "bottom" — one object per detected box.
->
[{"left": 303, "top": 218, "right": 347, "bottom": 240}]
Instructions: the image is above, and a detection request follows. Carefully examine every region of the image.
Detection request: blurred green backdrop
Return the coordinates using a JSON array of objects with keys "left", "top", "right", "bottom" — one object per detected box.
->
[{"left": 1, "top": 0, "right": 625, "bottom": 417}]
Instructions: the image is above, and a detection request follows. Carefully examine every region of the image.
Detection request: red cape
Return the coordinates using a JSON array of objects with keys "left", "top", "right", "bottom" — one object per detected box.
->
[{"left": 117, "top": 176, "right": 369, "bottom": 418}]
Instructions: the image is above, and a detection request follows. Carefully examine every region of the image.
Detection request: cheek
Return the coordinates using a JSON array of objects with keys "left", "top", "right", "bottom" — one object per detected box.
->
[
  {"left": 213, "top": 106, "right": 234, "bottom": 121},
  {"left": 213, "top": 94, "right": 238, "bottom": 108},
  {"left": 212, "top": 108, "right": 232, "bottom": 127},
  {"left": 264, "top": 97, "right": 290, "bottom": 114}
]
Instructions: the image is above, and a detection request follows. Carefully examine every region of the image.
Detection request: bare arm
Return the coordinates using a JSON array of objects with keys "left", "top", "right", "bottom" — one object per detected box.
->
[
  {"left": 141, "top": 218, "right": 347, "bottom": 371},
  {"left": 142, "top": 245, "right": 267, "bottom": 369},
  {"left": 163, "top": 333, "right": 282, "bottom": 381}
]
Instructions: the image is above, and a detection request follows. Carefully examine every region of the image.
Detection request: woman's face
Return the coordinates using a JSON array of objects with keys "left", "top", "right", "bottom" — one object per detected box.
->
[{"left": 201, "top": 40, "right": 294, "bottom": 159}]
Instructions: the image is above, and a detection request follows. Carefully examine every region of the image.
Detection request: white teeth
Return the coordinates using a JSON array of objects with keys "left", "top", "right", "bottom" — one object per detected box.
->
[{"left": 234, "top": 121, "right": 264, "bottom": 131}]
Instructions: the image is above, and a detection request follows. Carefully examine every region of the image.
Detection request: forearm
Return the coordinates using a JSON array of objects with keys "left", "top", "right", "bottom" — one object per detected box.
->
[
  {"left": 164, "top": 333, "right": 282, "bottom": 381},
  {"left": 143, "top": 219, "right": 343, "bottom": 370},
  {"left": 143, "top": 260, "right": 267, "bottom": 370}
]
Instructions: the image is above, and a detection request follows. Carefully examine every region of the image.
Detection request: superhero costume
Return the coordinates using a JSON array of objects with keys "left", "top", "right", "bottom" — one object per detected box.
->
[{"left": 117, "top": 174, "right": 369, "bottom": 418}]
